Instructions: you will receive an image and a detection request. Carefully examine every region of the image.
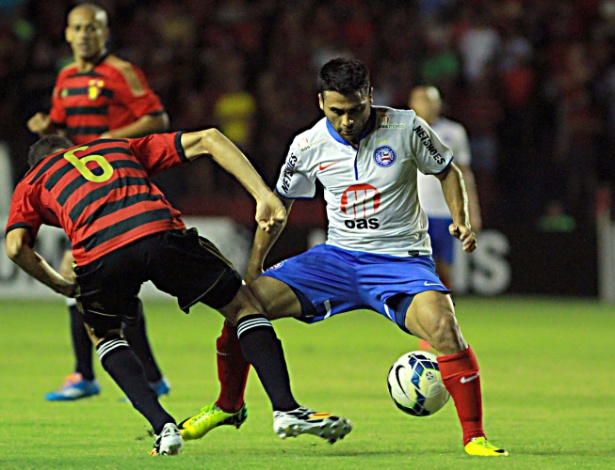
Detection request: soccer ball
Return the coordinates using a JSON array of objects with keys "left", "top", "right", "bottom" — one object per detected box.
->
[{"left": 387, "top": 350, "right": 450, "bottom": 417}]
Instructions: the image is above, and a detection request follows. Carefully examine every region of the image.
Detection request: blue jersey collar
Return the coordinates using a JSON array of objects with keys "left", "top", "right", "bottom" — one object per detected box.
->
[{"left": 326, "top": 107, "right": 377, "bottom": 146}]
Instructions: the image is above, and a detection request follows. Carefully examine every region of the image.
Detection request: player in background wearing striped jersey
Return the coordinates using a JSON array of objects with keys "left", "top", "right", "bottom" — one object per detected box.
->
[
  {"left": 180, "top": 58, "right": 507, "bottom": 457},
  {"left": 409, "top": 86, "right": 482, "bottom": 352},
  {"left": 5, "top": 129, "right": 352, "bottom": 455},
  {"left": 26, "top": 3, "right": 170, "bottom": 402}
]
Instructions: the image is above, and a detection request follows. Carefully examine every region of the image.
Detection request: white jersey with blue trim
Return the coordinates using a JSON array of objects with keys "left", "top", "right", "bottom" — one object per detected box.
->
[
  {"left": 275, "top": 106, "right": 453, "bottom": 257},
  {"left": 417, "top": 117, "right": 471, "bottom": 218}
]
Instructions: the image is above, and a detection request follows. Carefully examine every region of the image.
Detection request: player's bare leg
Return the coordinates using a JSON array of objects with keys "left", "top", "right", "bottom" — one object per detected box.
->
[
  {"left": 248, "top": 276, "right": 303, "bottom": 320},
  {"left": 404, "top": 291, "right": 507, "bottom": 456},
  {"left": 416, "top": 258, "right": 451, "bottom": 351},
  {"left": 403, "top": 290, "right": 464, "bottom": 355}
]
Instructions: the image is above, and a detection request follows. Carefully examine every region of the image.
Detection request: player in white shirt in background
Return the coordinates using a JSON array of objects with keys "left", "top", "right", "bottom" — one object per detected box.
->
[
  {"left": 410, "top": 86, "right": 482, "bottom": 289},
  {"left": 178, "top": 58, "right": 507, "bottom": 457},
  {"left": 409, "top": 86, "right": 483, "bottom": 352}
]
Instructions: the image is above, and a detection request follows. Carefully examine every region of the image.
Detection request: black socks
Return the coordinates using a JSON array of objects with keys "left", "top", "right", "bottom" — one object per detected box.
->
[
  {"left": 96, "top": 338, "right": 173, "bottom": 434},
  {"left": 236, "top": 315, "right": 299, "bottom": 412},
  {"left": 69, "top": 303, "right": 94, "bottom": 380},
  {"left": 70, "top": 301, "right": 164, "bottom": 385},
  {"left": 122, "top": 310, "right": 163, "bottom": 384}
]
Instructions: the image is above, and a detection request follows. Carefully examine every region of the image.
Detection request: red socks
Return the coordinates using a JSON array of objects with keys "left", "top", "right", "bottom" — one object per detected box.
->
[
  {"left": 437, "top": 346, "right": 485, "bottom": 445},
  {"left": 215, "top": 322, "right": 250, "bottom": 413}
]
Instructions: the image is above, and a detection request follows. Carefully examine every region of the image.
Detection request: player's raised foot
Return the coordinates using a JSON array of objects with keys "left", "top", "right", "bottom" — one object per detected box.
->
[
  {"left": 45, "top": 372, "right": 101, "bottom": 401},
  {"left": 464, "top": 437, "right": 508, "bottom": 457},
  {"left": 150, "top": 423, "right": 182, "bottom": 456},
  {"left": 178, "top": 403, "right": 248, "bottom": 440},
  {"left": 273, "top": 406, "right": 352, "bottom": 444}
]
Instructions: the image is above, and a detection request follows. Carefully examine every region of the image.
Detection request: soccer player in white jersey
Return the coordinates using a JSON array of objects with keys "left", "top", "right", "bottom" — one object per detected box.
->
[
  {"left": 409, "top": 86, "right": 482, "bottom": 288},
  {"left": 178, "top": 58, "right": 508, "bottom": 457}
]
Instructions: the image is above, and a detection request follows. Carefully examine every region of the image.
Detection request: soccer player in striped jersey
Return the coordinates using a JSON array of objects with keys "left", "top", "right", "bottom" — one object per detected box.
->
[
  {"left": 27, "top": 3, "right": 170, "bottom": 401},
  {"left": 5, "top": 129, "right": 352, "bottom": 455},
  {"left": 180, "top": 58, "right": 507, "bottom": 457},
  {"left": 27, "top": 3, "right": 168, "bottom": 144}
]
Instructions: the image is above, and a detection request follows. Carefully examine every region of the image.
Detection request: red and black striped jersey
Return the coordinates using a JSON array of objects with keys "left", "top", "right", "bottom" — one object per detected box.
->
[
  {"left": 49, "top": 54, "right": 165, "bottom": 145},
  {"left": 6, "top": 132, "right": 188, "bottom": 265}
]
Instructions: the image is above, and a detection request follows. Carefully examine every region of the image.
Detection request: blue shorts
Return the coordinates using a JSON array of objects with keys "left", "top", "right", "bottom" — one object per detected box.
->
[
  {"left": 261, "top": 244, "right": 450, "bottom": 333},
  {"left": 427, "top": 217, "right": 454, "bottom": 264}
]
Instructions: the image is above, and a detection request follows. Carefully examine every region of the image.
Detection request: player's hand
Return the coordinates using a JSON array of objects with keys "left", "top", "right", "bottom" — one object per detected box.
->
[
  {"left": 449, "top": 224, "right": 477, "bottom": 253},
  {"left": 27, "top": 112, "right": 51, "bottom": 134},
  {"left": 255, "top": 192, "right": 287, "bottom": 233},
  {"left": 99, "top": 131, "right": 113, "bottom": 139}
]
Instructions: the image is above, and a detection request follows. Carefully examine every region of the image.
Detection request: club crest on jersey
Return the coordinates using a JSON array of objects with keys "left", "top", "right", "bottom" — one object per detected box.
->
[
  {"left": 268, "top": 261, "right": 286, "bottom": 271},
  {"left": 373, "top": 145, "right": 396, "bottom": 167},
  {"left": 88, "top": 79, "right": 105, "bottom": 100}
]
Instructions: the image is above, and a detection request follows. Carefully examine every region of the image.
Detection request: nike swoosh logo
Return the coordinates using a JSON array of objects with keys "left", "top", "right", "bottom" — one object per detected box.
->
[
  {"left": 424, "top": 281, "right": 440, "bottom": 286},
  {"left": 460, "top": 373, "right": 480, "bottom": 384},
  {"left": 394, "top": 365, "right": 409, "bottom": 398},
  {"left": 319, "top": 161, "right": 341, "bottom": 171}
]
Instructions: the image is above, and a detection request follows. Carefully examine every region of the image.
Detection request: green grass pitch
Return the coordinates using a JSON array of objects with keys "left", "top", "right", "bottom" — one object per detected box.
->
[{"left": 0, "top": 297, "right": 614, "bottom": 469}]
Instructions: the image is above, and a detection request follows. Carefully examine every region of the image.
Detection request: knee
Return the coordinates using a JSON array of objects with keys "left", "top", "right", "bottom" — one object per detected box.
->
[
  {"left": 431, "top": 311, "right": 458, "bottom": 340},
  {"left": 427, "top": 310, "right": 466, "bottom": 354},
  {"left": 218, "top": 285, "right": 267, "bottom": 326},
  {"left": 84, "top": 322, "right": 121, "bottom": 347}
]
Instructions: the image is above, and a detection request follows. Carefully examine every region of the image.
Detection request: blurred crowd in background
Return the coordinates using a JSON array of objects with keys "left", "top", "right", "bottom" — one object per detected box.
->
[{"left": 1, "top": 0, "right": 615, "bottom": 228}]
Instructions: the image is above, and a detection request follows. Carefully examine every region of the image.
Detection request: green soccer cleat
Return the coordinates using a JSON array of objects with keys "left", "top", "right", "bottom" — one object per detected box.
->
[
  {"left": 464, "top": 437, "right": 509, "bottom": 457},
  {"left": 178, "top": 403, "right": 248, "bottom": 440}
]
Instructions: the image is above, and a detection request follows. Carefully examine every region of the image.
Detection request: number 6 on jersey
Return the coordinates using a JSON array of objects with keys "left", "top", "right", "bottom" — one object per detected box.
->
[{"left": 64, "top": 145, "right": 114, "bottom": 183}]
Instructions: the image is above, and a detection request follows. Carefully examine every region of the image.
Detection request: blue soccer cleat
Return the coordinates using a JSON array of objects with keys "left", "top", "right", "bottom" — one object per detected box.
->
[
  {"left": 45, "top": 373, "right": 101, "bottom": 401},
  {"left": 150, "top": 376, "right": 171, "bottom": 397}
]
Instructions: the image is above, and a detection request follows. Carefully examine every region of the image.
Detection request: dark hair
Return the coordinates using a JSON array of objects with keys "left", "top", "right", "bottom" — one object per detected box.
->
[
  {"left": 318, "top": 58, "right": 370, "bottom": 96},
  {"left": 28, "top": 136, "right": 73, "bottom": 167}
]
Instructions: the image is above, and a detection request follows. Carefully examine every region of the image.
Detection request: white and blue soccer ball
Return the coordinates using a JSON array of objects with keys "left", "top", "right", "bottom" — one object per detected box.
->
[{"left": 387, "top": 350, "right": 450, "bottom": 417}]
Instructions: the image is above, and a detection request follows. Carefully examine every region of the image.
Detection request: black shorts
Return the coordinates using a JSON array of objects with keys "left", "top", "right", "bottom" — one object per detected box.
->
[{"left": 74, "top": 228, "right": 242, "bottom": 335}]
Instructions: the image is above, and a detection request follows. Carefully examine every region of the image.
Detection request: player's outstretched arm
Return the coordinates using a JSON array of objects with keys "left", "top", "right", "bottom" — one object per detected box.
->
[
  {"left": 180, "top": 128, "right": 286, "bottom": 232},
  {"left": 458, "top": 163, "right": 482, "bottom": 232},
  {"left": 437, "top": 163, "right": 477, "bottom": 253},
  {"left": 5, "top": 228, "right": 76, "bottom": 297}
]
